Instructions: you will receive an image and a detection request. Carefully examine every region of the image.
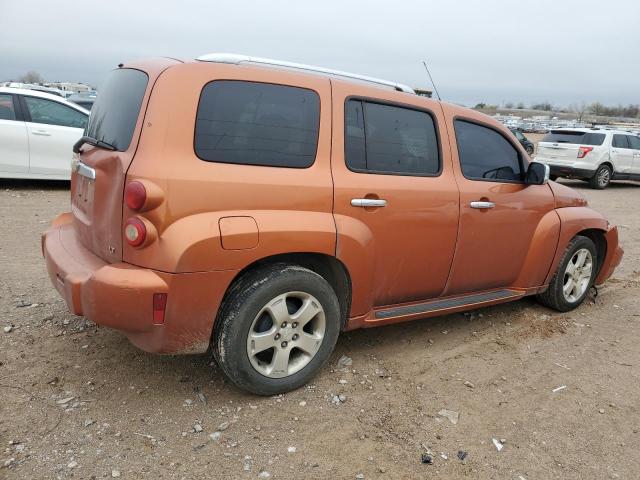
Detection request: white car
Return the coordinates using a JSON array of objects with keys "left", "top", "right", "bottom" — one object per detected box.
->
[
  {"left": 0, "top": 87, "right": 89, "bottom": 180},
  {"left": 536, "top": 127, "right": 640, "bottom": 189}
]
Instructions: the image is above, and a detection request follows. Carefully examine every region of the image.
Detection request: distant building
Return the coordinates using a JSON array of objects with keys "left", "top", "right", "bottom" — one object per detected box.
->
[{"left": 43, "top": 82, "right": 93, "bottom": 94}]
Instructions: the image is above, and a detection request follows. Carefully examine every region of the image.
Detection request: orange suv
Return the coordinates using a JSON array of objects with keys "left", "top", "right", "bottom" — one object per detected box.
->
[{"left": 42, "top": 54, "right": 623, "bottom": 395}]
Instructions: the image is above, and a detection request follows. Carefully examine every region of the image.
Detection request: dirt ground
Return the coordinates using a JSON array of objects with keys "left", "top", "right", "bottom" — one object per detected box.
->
[{"left": 1, "top": 176, "right": 638, "bottom": 480}]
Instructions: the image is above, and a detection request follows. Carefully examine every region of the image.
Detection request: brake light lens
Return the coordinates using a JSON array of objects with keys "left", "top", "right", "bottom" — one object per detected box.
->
[
  {"left": 577, "top": 146, "right": 593, "bottom": 159},
  {"left": 125, "top": 181, "right": 147, "bottom": 211},
  {"left": 124, "top": 217, "right": 146, "bottom": 247},
  {"left": 152, "top": 293, "right": 167, "bottom": 324}
]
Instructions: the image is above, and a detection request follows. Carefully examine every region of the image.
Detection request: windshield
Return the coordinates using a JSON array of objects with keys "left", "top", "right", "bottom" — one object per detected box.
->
[
  {"left": 542, "top": 130, "right": 605, "bottom": 146},
  {"left": 85, "top": 68, "right": 148, "bottom": 151}
]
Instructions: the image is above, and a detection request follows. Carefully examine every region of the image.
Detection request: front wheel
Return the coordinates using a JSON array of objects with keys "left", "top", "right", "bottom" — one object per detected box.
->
[
  {"left": 525, "top": 144, "right": 534, "bottom": 155},
  {"left": 536, "top": 235, "right": 597, "bottom": 312},
  {"left": 589, "top": 164, "right": 611, "bottom": 189},
  {"left": 213, "top": 264, "right": 341, "bottom": 395}
]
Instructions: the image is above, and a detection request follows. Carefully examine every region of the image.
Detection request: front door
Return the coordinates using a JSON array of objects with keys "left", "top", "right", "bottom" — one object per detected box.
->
[
  {"left": 0, "top": 93, "right": 28, "bottom": 174},
  {"left": 20, "top": 95, "right": 87, "bottom": 176},
  {"left": 442, "top": 110, "right": 556, "bottom": 295},
  {"left": 331, "top": 83, "right": 459, "bottom": 316}
]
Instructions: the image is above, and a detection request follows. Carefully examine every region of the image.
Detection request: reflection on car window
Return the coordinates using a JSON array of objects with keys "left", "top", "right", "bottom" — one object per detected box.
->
[
  {"left": 24, "top": 97, "right": 87, "bottom": 129},
  {"left": 455, "top": 120, "right": 523, "bottom": 182},
  {"left": 0, "top": 94, "right": 16, "bottom": 121}
]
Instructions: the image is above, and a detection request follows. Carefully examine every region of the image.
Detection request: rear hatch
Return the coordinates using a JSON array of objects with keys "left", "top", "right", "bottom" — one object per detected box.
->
[
  {"left": 537, "top": 130, "right": 606, "bottom": 164},
  {"left": 71, "top": 59, "right": 179, "bottom": 262}
]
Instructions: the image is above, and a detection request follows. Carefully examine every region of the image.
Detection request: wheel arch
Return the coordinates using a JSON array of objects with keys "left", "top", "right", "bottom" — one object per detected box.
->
[
  {"left": 216, "top": 252, "right": 352, "bottom": 331},
  {"left": 543, "top": 207, "right": 609, "bottom": 286}
]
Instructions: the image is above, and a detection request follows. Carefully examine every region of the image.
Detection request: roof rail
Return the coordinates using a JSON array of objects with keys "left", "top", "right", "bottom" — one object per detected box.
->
[{"left": 196, "top": 53, "right": 415, "bottom": 94}]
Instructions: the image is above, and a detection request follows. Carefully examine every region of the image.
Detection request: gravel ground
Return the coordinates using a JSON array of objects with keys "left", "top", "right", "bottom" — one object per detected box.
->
[{"left": 0, "top": 177, "right": 638, "bottom": 480}]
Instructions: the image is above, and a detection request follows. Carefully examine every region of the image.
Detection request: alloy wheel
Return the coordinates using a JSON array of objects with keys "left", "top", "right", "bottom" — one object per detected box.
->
[
  {"left": 562, "top": 248, "right": 593, "bottom": 303},
  {"left": 246, "top": 291, "right": 326, "bottom": 378}
]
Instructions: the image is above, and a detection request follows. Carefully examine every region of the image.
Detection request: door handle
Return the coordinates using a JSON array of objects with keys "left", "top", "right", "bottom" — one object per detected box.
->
[
  {"left": 470, "top": 201, "right": 495, "bottom": 209},
  {"left": 32, "top": 129, "right": 51, "bottom": 136},
  {"left": 351, "top": 198, "right": 387, "bottom": 208}
]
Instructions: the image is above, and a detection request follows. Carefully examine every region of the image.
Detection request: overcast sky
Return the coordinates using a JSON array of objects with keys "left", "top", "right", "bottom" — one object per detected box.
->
[{"left": 1, "top": 0, "right": 638, "bottom": 107}]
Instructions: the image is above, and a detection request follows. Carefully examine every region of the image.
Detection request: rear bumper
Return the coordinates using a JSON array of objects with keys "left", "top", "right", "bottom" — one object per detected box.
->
[
  {"left": 595, "top": 224, "right": 623, "bottom": 285},
  {"left": 547, "top": 164, "right": 596, "bottom": 179},
  {"left": 42, "top": 213, "right": 237, "bottom": 354}
]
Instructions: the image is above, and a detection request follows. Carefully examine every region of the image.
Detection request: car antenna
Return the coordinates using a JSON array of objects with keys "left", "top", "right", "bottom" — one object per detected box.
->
[{"left": 422, "top": 60, "right": 442, "bottom": 101}]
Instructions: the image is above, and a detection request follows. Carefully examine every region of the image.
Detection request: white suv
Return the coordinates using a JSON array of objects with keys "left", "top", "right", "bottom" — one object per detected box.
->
[{"left": 536, "top": 128, "right": 640, "bottom": 189}]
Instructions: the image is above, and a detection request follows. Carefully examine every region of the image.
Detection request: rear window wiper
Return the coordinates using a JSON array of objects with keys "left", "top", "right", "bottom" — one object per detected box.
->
[{"left": 73, "top": 136, "right": 117, "bottom": 153}]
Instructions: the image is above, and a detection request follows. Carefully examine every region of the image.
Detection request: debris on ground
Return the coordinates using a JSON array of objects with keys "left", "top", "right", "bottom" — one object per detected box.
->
[
  {"left": 464, "top": 380, "right": 475, "bottom": 389},
  {"left": 438, "top": 409, "right": 459, "bottom": 425},
  {"left": 3, "top": 325, "right": 13, "bottom": 333},
  {"left": 421, "top": 453, "right": 433, "bottom": 464},
  {"left": 457, "top": 450, "right": 468, "bottom": 461},
  {"left": 258, "top": 470, "right": 271, "bottom": 478},
  {"left": 338, "top": 355, "right": 353, "bottom": 369},
  {"left": 492, "top": 438, "right": 504, "bottom": 452},
  {"left": 552, "top": 385, "right": 567, "bottom": 393}
]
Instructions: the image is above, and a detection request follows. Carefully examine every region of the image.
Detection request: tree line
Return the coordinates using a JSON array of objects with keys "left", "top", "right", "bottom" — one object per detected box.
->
[{"left": 474, "top": 101, "right": 640, "bottom": 119}]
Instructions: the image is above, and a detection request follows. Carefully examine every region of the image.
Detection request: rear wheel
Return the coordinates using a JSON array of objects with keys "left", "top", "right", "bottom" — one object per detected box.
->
[
  {"left": 589, "top": 164, "right": 611, "bottom": 189},
  {"left": 213, "top": 264, "right": 341, "bottom": 395},
  {"left": 536, "top": 235, "right": 597, "bottom": 312}
]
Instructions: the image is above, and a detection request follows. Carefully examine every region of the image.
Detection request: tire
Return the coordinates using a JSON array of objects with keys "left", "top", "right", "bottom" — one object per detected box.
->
[
  {"left": 589, "top": 164, "right": 611, "bottom": 189},
  {"left": 213, "top": 264, "right": 341, "bottom": 395},
  {"left": 536, "top": 235, "right": 597, "bottom": 312},
  {"left": 525, "top": 144, "right": 534, "bottom": 155},
  {"left": 549, "top": 175, "right": 558, "bottom": 182}
]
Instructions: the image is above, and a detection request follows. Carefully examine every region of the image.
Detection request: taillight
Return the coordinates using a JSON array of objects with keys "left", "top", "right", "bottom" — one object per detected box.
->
[
  {"left": 577, "top": 146, "right": 593, "bottom": 159},
  {"left": 152, "top": 293, "right": 167, "bottom": 324},
  {"left": 125, "top": 181, "right": 147, "bottom": 211},
  {"left": 124, "top": 217, "right": 146, "bottom": 247}
]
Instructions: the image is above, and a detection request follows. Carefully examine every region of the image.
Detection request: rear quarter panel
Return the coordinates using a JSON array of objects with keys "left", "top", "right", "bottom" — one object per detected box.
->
[{"left": 123, "top": 63, "right": 335, "bottom": 273}]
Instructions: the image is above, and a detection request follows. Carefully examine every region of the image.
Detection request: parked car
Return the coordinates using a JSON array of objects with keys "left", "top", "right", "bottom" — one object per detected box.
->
[
  {"left": 0, "top": 87, "right": 89, "bottom": 180},
  {"left": 509, "top": 127, "right": 535, "bottom": 155},
  {"left": 536, "top": 128, "right": 640, "bottom": 189},
  {"left": 67, "top": 92, "right": 97, "bottom": 111},
  {"left": 42, "top": 55, "right": 623, "bottom": 395}
]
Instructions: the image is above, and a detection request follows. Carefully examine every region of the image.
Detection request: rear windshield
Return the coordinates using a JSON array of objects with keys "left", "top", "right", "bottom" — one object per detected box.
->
[
  {"left": 85, "top": 69, "right": 148, "bottom": 151},
  {"left": 542, "top": 130, "right": 605, "bottom": 146}
]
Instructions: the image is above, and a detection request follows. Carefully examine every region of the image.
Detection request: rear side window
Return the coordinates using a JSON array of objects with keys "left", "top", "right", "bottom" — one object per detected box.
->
[
  {"left": 85, "top": 68, "right": 148, "bottom": 152},
  {"left": 195, "top": 81, "right": 320, "bottom": 168},
  {"left": 23, "top": 97, "right": 87, "bottom": 129},
  {"left": 0, "top": 94, "right": 16, "bottom": 120},
  {"left": 345, "top": 99, "right": 440, "bottom": 175},
  {"left": 542, "top": 130, "right": 605, "bottom": 146},
  {"left": 612, "top": 134, "right": 629, "bottom": 148},
  {"left": 454, "top": 120, "right": 523, "bottom": 182}
]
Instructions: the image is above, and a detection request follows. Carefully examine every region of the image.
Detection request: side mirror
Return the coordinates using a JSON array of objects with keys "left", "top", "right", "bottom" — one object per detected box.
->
[{"left": 525, "top": 161, "right": 550, "bottom": 185}]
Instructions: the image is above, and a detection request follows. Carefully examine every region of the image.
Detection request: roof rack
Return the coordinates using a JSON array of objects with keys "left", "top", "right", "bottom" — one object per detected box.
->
[{"left": 196, "top": 53, "right": 415, "bottom": 94}]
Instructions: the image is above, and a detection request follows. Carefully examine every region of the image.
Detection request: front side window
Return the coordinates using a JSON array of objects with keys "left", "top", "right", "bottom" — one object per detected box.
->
[
  {"left": 345, "top": 99, "right": 440, "bottom": 175},
  {"left": 0, "top": 94, "right": 16, "bottom": 121},
  {"left": 23, "top": 96, "right": 87, "bottom": 129},
  {"left": 195, "top": 81, "right": 320, "bottom": 168},
  {"left": 627, "top": 135, "right": 640, "bottom": 150},
  {"left": 455, "top": 120, "right": 523, "bottom": 182},
  {"left": 612, "top": 134, "right": 629, "bottom": 148}
]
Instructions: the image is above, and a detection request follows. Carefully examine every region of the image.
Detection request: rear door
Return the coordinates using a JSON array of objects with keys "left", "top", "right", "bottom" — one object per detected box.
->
[
  {"left": 20, "top": 95, "right": 88, "bottom": 177},
  {"left": 610, "top": 134, "right": 634, "bottom": 172},
  {"left": 0, "top": 92, "right": 28, "bottom": 174},
  {"left": 443, "top": 110, "right": 556, "bottom": 295},
  {"left": 331, "top": 82, "right": 459, "bottom": 312},
  {"left": 627, "top": 135, "right": 640, "bottom": 174}
]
